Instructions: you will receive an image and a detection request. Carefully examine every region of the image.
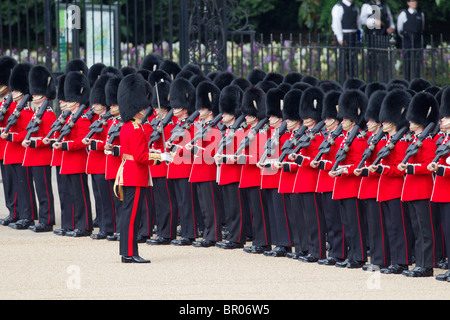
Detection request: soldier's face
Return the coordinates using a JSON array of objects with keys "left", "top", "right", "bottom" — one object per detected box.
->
[
  {"left": 382, "top": 122, "right": 396, "bottom": 134},
  {"left": 342, "top": 118, "right": 355, "bottom": 131},
  {"left": 269, "top": 115, "right": 281, "bottom": 126},
  {"left": 92, "top": 103, "right": 106, "bottom": 115},
  {"left": 222, "top": 113, "right": 235, "bottom": 124},
  {"left": 12, "top": 90, "right": 24, "bottom": 102},
  {"left": 325, "top": 118, "right": 338, "bottom": 131},
  {"left": 199, "top": 107, "right": 212, "bottom": 119},
  {"left": 440, "top": 117, "right": 450, "bottom": 132},
  {"left": 110, "top": 105, "right": 119, "bottom": 116},
  {"left": 367, "top": 119, "right": 380, "bottom": 133},
  {"left": 409, "top": 121, "right": 423, "bottom": 133}
]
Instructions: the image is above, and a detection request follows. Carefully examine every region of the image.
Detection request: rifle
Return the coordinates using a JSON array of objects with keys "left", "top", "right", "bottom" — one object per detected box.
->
[
  {"left": 371, "top": 126, "right": 409, "bottom": 167},
  {"left": 277, "top": 125, "right": 308, "bottom": 163},
  {"left": 24, "top": 99, "right": 49, "bottom": 141},
  {"left": 106, "top": 119, "right": 124, "bottom": 145},
  {"left": 189, "top": 113, "right": 223, "bottom": 145},
  {"left": 4, "top": 94, "right": 32, "bottom": 134},
  {"left": 84, "top": 106, "right": 96, "bottom": 121},
  {"left": 84, "top": 110, "right": 112, "bottom": 140},
  {"left": 167, "top": 110, "right": 200, "bottom": 151},
  {"left": 356, "top": 127, "right": 386, "bottom": 169},
  {"left": 290, "top": 120, "right": 325, "bottom": 155},
  {"left": 141, "top": 106, "right": 154, "bottom": 125},
  {"left": 313, "top": 123, "right": 343, "bottom": 162},
  {"left": 432, "top": 136, "right": 450, "bottom": 164},
  {"left": 234, "top": 117, "right": 269, "bottom": 157},
  {"left": 56, "top": 104, "right": 89, "bottom": 143},
  {"left": 0, "top": 93, "right": 13, "bottom": 122},
  {"left": 45, "top": 110, "right": 71, "bottom": 140},
  {"left": 215, "top": 114, "right": 246, "bottom": 164},
  {"left": 259, "top": 121, "right": 288, "bottom": 166},
  {"left": 148, "top": 109, "right": 174, "bottom": 148},
  {"left": 330, "top": 124, "right": 363, "bottom": 172},
  {"left": 400, "top": 122, "right": 436, "bottom": 165}
]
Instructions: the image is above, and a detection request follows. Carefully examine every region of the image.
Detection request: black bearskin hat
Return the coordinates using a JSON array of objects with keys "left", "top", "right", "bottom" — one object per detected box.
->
[
  {"left": 29, "top": 65, "right": 57, "bottom": 100},
  {"left": 152, "top": 80, "right": 171, "bottom": 110},
  {"left": 140, "top": 53, "right": 163, "bottom": 72},
  {"left": 322, "top": 90, "right": 342, "bottom": 121},
  {"left": 231, "top": 77, "right": 252, "bottom": 93},
  {"left": 9, "top": 62, "right": 33, "bottom": 95},
  {"left": 118, "top": 74, "right": 151, "bottom": 122},
  {"left": 283, "top": 72, "right": 303, "bottom": 85},
  {"left": 299, "top": 86, "right": 324, "bottom": 122},
  {"left": 365, "top": 90, "right": 387, "bottom": 123},
  {"left": 121, "top": 66, "right": 137, "bottom": 77},
  {"left": 247, "top": 69, "right": 266, "bottom": 85},
  {"left": 409, "top": 78, "right": 431, "bottom": 93},
  {"left": 195, "top": 81, "right": 221, "bottom": 116},
  {"left": 318, "top": 80, "right": 342, "bottom": 93},
  {"left": 337, "top": 89, "right": 368, "bottom": 126},
  {"left": 148, "top": 70, "right": 172, "bottom": 85},
  {"left": 219, "top": 84, "right": 243, "bottom": 117},
  {"left": 0, "top": 56, "right": 17, "bottom": 87},
  {"left": 379, "top": 88, "right": 411, "bottom": 130},
  {"left": 87, "top": 63, "right": 106, "bottom": 88},
  {"left": 213, "top": 72, "right": 236, "bottom": 90},
  {"left": 57, "top": 74, "right": 66, "bottom": 101},
  {"left": 282, "top": 89, "right": 302, "bottom": 122},
  {"left": 301, "top": 75, "right": 319, "bottom": 87},
  {"left": 241, "top": 86, "right": 266, "bottom": 120},
  {"left": 265, "top": 87, "right": 285, "bottom": 119},
  {"left": 64, "top": 59, "right": 89, "bottom": 75},
  {"left": 343, "top": 78, "right": 365, "bottom": 90},
  {"left": 439, "top": 86, "right": 450, "bottom": 118},
  {"left": 105, "top": 75, "right": 123, "bottom": 107},
  {"left": 406, "top": 92, "right": 440, "bottom": 127},
  {"left": 159, "top": 60, "right": 181, "bottom": 80},
  {"left": 263, "top": 72, "right": 284, "bottom": 85},
  {"left": 64, "top": 71, "right": 90, "bottom": 105},
  {"left": 169, "top": 77, "right": 196, "bottom": 115},
  {"left": 365, "top": 82, "right": 387, "bottom": 99},
  {"left": 89, "top": 73, "right": 110, "bottom": 108}
]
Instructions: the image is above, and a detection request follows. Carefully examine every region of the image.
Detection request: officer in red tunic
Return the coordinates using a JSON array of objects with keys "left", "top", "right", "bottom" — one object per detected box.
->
[
  {"left": 275, "top": 89, "right": 309, "bottom": 259},
  {"left": 214, "top": 84, "right": 249, "bottom": 250},
  {"left": 354, "top": 90, "right": 390, "bottom": 271},
  {"left": 0, "top": 56, "right": 19, "bottom": 226},
  {"left": 329, "top": 89, "right": 369, "bottom": 269},
  {"left": 312, "top": 90, "right": 347, "bottom": 265},
  {"left": 165, "top": 77, "right": 200, "bottom": 246},
  {"left": 259, "top": 87, "right": 293, "bottom": 257},
  {"left": 22, "top": 65, "right": 57, "bottom": 232},
  {"left": 52, "top": 71, "right": 92, "bottom": 237},
  {"left": 82, "top": 74, "right": 116, "bottom": 239},
  {"left": 237, "top": 86, "right": 272, "bottom": 255},
  {"left": 187, "top": 80, "right": 225, "bottom": 247},
  {"left": 370, "top": 89, "right": 414, "bottom": 275},
  {"left": 399, "top": 92, "right": 439, "bottom": 278},
  {"left": 430, "top": 86, "right": 450, "bottom": 281},
  {"left": 2, "top": 63, "right": 38, "bottom": 230},
  {"left": 116, "top": 73, "right": 172, "bottom": 263},
  {"left": 290, "top": 87, "right": 326, "bottom": 263}
]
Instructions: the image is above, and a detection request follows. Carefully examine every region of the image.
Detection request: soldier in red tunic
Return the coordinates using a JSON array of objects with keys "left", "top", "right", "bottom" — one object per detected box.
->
[
  {"left": 329, "top": 89, "right": 369, "bottom": 269},
  {"left": 83, "top": 74, "right": 116, "bottom": 239},
  {"left": 0, "top": 56, "right": 19, "bottom": 226},
  {"left": 214, "top": 84, "right": 249, "bottom": 250},
  {"left": 354, "top": 90, "right": 390, "bottom": 271},
  {"left": 430, "top": 86, "right": 450, "bottom": 281},
  {"left": 22, "top": 65, "right": 57, "bottom": 232},
  {"left": 52, "top": 71, "right": 92, "bottom": 237},
  {"left": 2, "top": 62, "right": 37, "bottom": 230},
  {"left": 399, "top": 92, "right": 439, "bottom": 278},
  {"left": 116, "top": 73, "right": 171, "bottom": 263},
  {"left": 312, "top": 90, "right": 347, "bottom": 265},
  {"left": 187, "top": 80, "right": 225, "bottom": 247}
]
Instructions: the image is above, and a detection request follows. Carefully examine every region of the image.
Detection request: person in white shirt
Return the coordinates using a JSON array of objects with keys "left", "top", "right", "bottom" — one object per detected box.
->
[
  {"left": 360, "top": 0, "right": 395, "bottom": 82},
  {"left": 397, "top": 0, "right": 425, "bottom": 80},
  {"left": 331, "top": 0, "right": 363, "bottom": 83}
]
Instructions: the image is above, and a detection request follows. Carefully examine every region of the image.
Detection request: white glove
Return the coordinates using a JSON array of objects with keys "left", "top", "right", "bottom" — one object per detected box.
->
[
  {"left": 160, "top": 152, "right": 173, "bottom": 162},
  {"left": 446, "top": 156, "right": 450, "bottom": 165}
]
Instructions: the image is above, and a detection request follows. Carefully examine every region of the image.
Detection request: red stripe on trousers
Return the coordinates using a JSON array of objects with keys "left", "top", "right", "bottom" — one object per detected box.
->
[{"left": 129, "top": 187, "right": 141, "bottom": 256}]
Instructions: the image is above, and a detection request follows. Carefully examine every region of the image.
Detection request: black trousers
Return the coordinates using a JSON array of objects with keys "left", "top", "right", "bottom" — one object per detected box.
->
[
  {"left": 263, "top": 189, "right": 292, "bottom": 248},
  {"left": 107, "top": 178, "right": 122, "bottom": 234},
  {"left": 138, "top": 186, "right": 155, "bottom": 238},
  {"left": 300, "top": 192, "right": 327, "bottom": 259},
  {"left": 363, "top": 198, "right": 390, "bottom": 267},
  {"left": 380, "top": 198, "right": 413, "bottom": 265},
  {"left": 10, "top": 163, "right": 37, "bottom": 221},
  {"left": 152, "top": 177, "right": 178, "bottom": 239},
  {"left": 321, "top": 192, "right": 346, "bottom": 260},
  {"left": 56, "top": 167, "right": 74, "bottom": 230},
  {"left": 406, "top": 199, "right": 437, "bottom": 268},
  {"left": 66, "top": 173, "right": 92, "bottom": 232},
  {"left": 284, "top": 193, "right": 309, "bottom": 254},
  {"left": 91, "top": 174, "right": 116, "bottom": 234},
  {"left": 243, "top": 186, "right": 270, "bottom": 247},
  {"left": 436, "top": 202, "right": 450, "bottom": 261},
  {"left": 337, "top": 197, "right": 367, "bottom": 262},
  {"left": 30, "top": 165, "right": 55, "bottom": 226},
  {"left": 91, "top": 175, "right": 101, "bottom": 225},
  {"left": 221, "top": 182, "right": 249, "bottom": 244},
  {"left": 196, "top": 181, "right": 224, "bottom": 242},
  {"left": 0, "top": 160, "right": 18, "bottom": 218},
  {"left": 120, "top": 186, "right": 146, "bottom": 257},
  {"left": 170, "top": 178, "right": 198, "bottom": 239},
  {"left": 337, "top": 32, "right": 359, "bottom": 83}
]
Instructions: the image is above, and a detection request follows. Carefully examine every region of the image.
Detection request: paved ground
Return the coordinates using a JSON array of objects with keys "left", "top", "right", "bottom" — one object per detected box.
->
[{"left": 0, "top": 176, "right": 449, "bottom": 301}]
